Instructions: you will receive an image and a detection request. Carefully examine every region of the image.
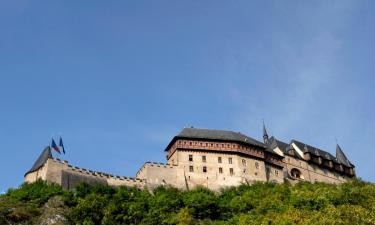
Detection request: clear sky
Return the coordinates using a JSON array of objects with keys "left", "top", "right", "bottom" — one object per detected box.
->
[{"left": 1, "top": 1, "right": 374, "bottom": 192}]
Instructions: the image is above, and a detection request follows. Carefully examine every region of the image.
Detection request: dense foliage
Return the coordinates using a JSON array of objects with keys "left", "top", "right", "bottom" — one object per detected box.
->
[{"left": 1, "top": 179, "right": 374, "bottom": 224}]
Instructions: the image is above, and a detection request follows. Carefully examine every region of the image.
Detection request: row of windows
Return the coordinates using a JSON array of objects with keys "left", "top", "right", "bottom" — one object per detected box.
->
[
  {"left": 189, "top": 166, "right": 234, "bottom": 175},
  {"left": 188, "top": 155, "right": 259, "bottom": 168},
  {"left": 179, "top": 140, "right": 260, "bottom": 153}
]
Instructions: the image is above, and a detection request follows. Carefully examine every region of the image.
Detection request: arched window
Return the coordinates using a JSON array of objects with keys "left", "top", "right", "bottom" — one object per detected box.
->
[{"left": 290, "top": 168, "right": 303, "bottom": 179}]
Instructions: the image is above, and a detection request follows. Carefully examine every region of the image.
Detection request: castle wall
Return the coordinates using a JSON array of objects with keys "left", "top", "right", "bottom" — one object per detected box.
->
[
  {"left": 283, "top": 155, "right": 348, "bottom": 184},
  {"left": 25, "top": 158, "right": 145, "bottom": 190},
  {"left": 136, "top": 162, "right": 177, "bottom": 189}
]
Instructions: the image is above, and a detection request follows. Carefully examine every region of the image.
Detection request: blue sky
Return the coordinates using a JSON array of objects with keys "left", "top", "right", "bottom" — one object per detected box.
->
[{"left": 1, "top": 1, "right": 374, "bottom": 192}]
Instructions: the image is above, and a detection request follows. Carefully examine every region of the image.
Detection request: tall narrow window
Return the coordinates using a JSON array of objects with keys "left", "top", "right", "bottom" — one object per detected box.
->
[
  {"left": 218, "top": 157, "right": 222, "bottom": 163},
  {"left": 228, "top": 158, "right": 233, "bottom": 164},
  {"left": 202, "top": 155, "right": 206, "bottom": 163},
  {"left": 189, "top": 166, "right": 194, "bottom": 172},
  {"left": 229, "top": 168, "right": 234, "bottom": 175},
  {"left": 189, "top": 155, "right": 193, "bottom": 162},
  {"left": 275, "top": 170, "right": 279, "bottom": 177},
  {"left": 255, "top": 162, "right": 259, "bottom": 169},
  {"left": 219, "top": 167, "right": 223, "bottom": 174},
  {"left": 203, "top": 166, "right": 207, "bottom": 173},
  {"left": 242, "top": 159, "right": 246, "bottom": 166}
]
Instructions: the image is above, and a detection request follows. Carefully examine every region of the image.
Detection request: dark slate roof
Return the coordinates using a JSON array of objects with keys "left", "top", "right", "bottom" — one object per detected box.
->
[
  {"left": 267, "top": 137, "right": 289, "bottom": 152},
  {"left": 291, "top": 139, "right": 339, "bottom": 162},
  {"left": 336, "top": 144, "right": 354, "bottom": 167},
  {"left": 168, "top": 128, "right": 266, "bottom": 150},
  {"left": 25, "top": 146, "right": 52, "bottom": 176}
]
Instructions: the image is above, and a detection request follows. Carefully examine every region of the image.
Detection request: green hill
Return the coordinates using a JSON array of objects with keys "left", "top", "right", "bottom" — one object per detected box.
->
[{"left": 1, "top": 179, "right": 374, "bottom": 225}]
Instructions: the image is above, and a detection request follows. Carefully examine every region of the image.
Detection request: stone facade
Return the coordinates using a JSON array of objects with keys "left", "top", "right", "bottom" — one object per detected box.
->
[{"left": 24, "top": 127, "right": 356, "bottom": 191}]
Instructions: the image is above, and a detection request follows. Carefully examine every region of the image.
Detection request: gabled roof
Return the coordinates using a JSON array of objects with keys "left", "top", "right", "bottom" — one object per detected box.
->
[
  {"left": 25, "top": 146, "right": 52, "bottom": 176},
  {"left": 291, "top": 139, "right": 337, "bottom": 161},
  {"left": 166, "top": 128, "right": 266, "bottom": 151},
  {"left": 267, "top": 136, "right": 289, "bottom": 152},
  {"left": 336, "top": 144, "right": 354, "bottom": 167}
]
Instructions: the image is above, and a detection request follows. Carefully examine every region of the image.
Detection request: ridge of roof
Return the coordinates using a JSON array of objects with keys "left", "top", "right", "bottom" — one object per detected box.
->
[{"left": 175, "top": 127, "right": 266, "bottom": 148}]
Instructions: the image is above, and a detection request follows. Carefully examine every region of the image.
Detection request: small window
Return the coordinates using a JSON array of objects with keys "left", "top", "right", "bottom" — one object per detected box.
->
[
  {"left": 206, "top": 143, "right": 208, "bottom": 146},
  {"left": 202, "top": 155, "right": 206, "bottom": 163},
  {"left": 243, "top": 169, "right": 246, "bottom": 173},
  {"left": 255, "top": 162, "right": 259, "bottom": 169},
  {"left": 275, "top": 170, "right": 279, "bottom": 177},
  {"left": 242, "top": 159, "right": 246, "bottom": 166},
  {"left": 219, "top": 167, "right": 223, "bottom": 173},
  {"left": 230, "top": 168, "right": 234, "bottom": 175},
  {"left": 255, "top": 172, "right": 258, "bottom": 176},
  {"left": 200, "top": 142, "right": 202, "bottom": 146},
  {"left": 189, "top": 166, "right": 194, "bottom": 172},
  {"left": 189, "top": 155, "right": 193, "bottom": 162},
  {"left": 189, "top": 142, "right": 192, "bottom": 146},
  {"left": 228, "top": 158, "right": 233, "bottom": 164},
  {"left": 203, "top": 166, "right": 207, "bottom": 173},
  {"left": 218, "top": 157, "right": 222, "bottom": 163},
  {"left": 211, "top": 143, "right": 213, "bottom": 147}
]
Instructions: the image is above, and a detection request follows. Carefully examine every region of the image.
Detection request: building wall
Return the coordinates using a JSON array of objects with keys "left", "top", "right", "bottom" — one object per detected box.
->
[
  {"left": 166, "top": 150, "right": 269, "bottom": 191},
  {"left": 283, "top": 155, "right": 349, "bottom": 184}
]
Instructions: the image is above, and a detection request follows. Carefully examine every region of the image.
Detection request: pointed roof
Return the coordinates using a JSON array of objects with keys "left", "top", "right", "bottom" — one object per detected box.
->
[
  {"left": 336, "top": 144, "right": 354, "bottom": 167},
  {"left": 24, "top": 146, "right": 52, "bottom": 176},
  {"left": 263, "top": 121, "right": 269, "bottom": 140}
]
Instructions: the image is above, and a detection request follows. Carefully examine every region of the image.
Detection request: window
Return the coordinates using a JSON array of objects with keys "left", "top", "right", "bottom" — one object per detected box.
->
[
  {"left": 255, "top": 162, "right": 259, "bottom": 169},
  {"left": 290, "top": 168, "right": 302, "bottom": 179},
  {"left": 228, "top": 158, "right": 233, "bottom": 164},
  {"left": 243, "top": 169, "right": 246, "bottom": 173},
  {"left": 230, "top": 168, "right": 234, "bottom": 175},
  {"left": 275, "top": 170, "right": 279, "bottom": 177},
  {"left": 203, "top": 166, "right": 207, "bottom": 173},
  {"left": 189, "top": 166, "right": 194, "bottom": 172},
  {"left": 218, "top": 157, "right": 222, "bottom": 163},
  {"left": 242, "top": 159, "right": 246, "bottom": 166},
  {"left": 189, "top": 155, "right": 193, "bottom": 162},
  {"left": 189, "top": 142, "right": 192, "bottom": 146},
  {"left": 202, "top": 155, "right": 206, "bottom": 163},
  {"left": 219, "top": 167, "right": 223, "bottom": 174}
]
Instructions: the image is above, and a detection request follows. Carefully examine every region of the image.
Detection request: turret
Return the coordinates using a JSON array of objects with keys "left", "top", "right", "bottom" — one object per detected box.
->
[{"left": 263, "top": 121, "right": 269, "bottom": 144}]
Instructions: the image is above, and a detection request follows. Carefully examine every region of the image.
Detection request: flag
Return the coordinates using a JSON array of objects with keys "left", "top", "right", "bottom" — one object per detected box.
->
[
  {"left": 59, "top": 137, "right": 65, "bottom": 154},
  {"left": 51, "top": 138, "right": 60, "bottom": 154}
]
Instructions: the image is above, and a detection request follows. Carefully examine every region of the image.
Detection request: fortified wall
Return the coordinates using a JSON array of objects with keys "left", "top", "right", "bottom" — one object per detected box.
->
[{"left": 24, "top": 147, "right": 145, "bottom": 190}]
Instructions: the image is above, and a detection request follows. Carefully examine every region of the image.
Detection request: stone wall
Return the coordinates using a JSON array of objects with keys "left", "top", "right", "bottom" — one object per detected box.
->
[{"left": 25, "top": 158, "right": 145, "bottom": 190}]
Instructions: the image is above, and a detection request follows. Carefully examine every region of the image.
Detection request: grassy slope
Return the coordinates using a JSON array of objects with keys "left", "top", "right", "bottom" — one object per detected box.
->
[{"left": 0, "top": 179, "right": 374, "bottom": 225}]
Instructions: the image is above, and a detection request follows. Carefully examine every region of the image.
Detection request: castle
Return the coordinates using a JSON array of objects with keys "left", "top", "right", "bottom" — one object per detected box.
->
[{"left": 24, "top": 126, "right": 355, "bottom": 191}]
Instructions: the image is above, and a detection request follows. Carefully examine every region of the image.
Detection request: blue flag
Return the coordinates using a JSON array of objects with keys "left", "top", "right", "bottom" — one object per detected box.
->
[
  {"left": 59, "top": 137, "right": 65, "bottom": 154},
  {"left": 51, "top": 138, "right": 60, "bottom": 154}
]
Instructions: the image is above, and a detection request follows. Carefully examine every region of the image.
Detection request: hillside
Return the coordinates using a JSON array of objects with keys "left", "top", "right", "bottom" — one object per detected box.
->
[{"left": 0, "top": 180, "right": 374, "bottom": 225}]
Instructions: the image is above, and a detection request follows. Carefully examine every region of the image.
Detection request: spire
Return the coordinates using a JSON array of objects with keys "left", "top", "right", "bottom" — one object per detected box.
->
[
  {"left": 336, "top": 144, "right": 352, "bottom": 167},
  {"left": 263, "top": 120, "right": 269, "bottom": 143}
]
